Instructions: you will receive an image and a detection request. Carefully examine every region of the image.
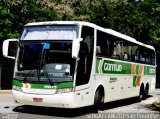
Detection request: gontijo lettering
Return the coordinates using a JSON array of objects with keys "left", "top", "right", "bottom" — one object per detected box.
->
[
  {"left": 149, "top": 68, "right": 156, "bottom": 74},
  {"left": 104, "top": 63, "right": 122, "bottom": 72}
]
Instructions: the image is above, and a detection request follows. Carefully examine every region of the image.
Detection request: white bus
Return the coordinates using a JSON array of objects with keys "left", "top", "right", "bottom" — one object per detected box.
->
[{"left": 3, "top": 21, "right": 156, "bottom": 109}]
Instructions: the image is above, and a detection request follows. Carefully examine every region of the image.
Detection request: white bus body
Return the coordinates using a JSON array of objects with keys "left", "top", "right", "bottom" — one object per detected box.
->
[{"left": 3, "top": 21, "right": 156, "bottom": 108}]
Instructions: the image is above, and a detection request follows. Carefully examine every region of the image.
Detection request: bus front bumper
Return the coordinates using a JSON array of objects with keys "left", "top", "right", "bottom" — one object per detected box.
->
[{"left": 12, "top": 90, "right": 76, "bottom": 108}]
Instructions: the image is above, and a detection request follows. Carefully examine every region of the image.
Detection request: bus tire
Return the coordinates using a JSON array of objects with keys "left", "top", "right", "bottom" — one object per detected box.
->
[
  {"left": 145, "top": 83, "right": 149, "bottom": 96},
  {"left": 93, "top": 87, "right": 104, "bottom": 112},
  {"left": 138, "top": 84, "right": 146, "bottom": 101}
]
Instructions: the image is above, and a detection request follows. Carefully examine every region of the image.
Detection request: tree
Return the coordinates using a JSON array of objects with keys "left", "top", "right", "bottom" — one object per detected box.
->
[
  {"left": 0, "top": 0, "right": 60, "bottom": 40},
  {"left": 102, "top": 0, "right": 160, "bottom": 46},
  {"left": 0, "top": 0, "right": 159, "bottom": 46},
  {"left": 0, "top": 6, "right": 19, "bottom": 40}
]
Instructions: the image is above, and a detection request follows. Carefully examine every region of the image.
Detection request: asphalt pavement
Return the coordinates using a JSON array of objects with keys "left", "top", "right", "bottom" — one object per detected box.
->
[{"left": 0, "top": 89, "right": 160, "bottom": 119}]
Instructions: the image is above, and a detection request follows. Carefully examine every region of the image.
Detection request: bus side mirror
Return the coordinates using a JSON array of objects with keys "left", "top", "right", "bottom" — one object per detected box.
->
[
  {"left": 72, "top": 38, "right": 83, "bottom": 59},
  {"left": 3, "top": 39, "right": 18, "bottom": 60}
]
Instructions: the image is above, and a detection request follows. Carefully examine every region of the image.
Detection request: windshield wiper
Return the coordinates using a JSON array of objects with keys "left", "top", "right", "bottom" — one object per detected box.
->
[
  {"left": 37, "top": 46, "right": 54, "bottom": 86},
  {"left": 42, "top": 67, "right": 54, "bottom": 85}
]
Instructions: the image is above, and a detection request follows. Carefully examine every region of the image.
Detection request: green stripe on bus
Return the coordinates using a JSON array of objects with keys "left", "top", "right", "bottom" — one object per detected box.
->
[
  {"left": 96, "top": 59, "right": 100, "bottom": 73},
  {"left": 133, "top": 76, "right": 137, "bottom": 87},
  {"left": 13, "top": 79, "right": 23, "bottom": 87},
  {"left": 144, "top": 66, "right": 156, "bottom": 75},
  {"left": 30, "top": 84, "right": 48, "bottom": 89},
  {"left": 136, "top": 65, "right": 139, "bottom": 74},
  {"left": 96, "top": 58, "right": 131, "bottom": 74},
  {"left": 54, "top": 82, "right": 73, "bottom": 89},
  {"left": 96, "top": 58, "right": 156, "bottom": 75},
  {"left": 12, "top": 79, "right": 73, "bottom": 89}
]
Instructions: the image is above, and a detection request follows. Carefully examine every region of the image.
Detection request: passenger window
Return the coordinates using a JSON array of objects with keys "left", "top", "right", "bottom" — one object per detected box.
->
[
  {"left": 96, "top": 30, "right": 155, "bottom": 65},
  {"left": 96, "top": 46, "right": 101, "bottom": 55}
]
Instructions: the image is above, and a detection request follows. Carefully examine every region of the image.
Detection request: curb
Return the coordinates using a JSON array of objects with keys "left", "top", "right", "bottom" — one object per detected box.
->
[{"left": 0, "top": 90, "right": 12, "bottom": 94}]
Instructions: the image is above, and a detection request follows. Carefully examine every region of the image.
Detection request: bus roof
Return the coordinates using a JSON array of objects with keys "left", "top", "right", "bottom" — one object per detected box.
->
[{"left": 25, "top": 21, "right": 155, "bottom": 51}]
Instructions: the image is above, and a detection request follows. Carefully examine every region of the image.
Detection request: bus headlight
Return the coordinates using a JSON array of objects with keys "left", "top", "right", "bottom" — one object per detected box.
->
[
  {"left": 13, "top": 85, "right": 22, "bottom": 92},
  {"left": 56, "top": 88, "right": 73, "bottom": 94}
]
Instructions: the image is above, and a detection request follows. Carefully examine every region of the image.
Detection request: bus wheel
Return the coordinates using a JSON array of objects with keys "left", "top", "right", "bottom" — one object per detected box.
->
[
  {"left": 138, "top": 84, "right": 146, "bottom": 101},
  {"left": 145, "top": 83, "right": 149, "bottom": 96},
  {"left": 94, "top": 88, "right": 104, "bottom": 112}
]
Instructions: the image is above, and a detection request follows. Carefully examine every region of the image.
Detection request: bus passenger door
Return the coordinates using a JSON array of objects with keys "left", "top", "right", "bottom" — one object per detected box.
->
[{"left": 74, "top": 26, "right": 94, "bottom": 107}]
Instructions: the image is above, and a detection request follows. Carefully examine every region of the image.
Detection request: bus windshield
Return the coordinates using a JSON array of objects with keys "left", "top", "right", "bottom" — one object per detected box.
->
[
  {"left": 16, "top": 41, "right": 75, "bottom": 83},
  {"left": 20, "top": 25, "right": 78, "bottom": 40}
]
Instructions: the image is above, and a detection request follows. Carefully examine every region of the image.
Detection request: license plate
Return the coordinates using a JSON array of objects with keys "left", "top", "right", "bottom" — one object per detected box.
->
[{"left": 33, "top": 98, "right": 43, "bottom": 102}]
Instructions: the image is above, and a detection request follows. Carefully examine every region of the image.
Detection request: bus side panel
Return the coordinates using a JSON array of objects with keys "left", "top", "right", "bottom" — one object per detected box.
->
[
  {"left": 74, "top": 84, "right": 94, "bottom": 107},
  {"left": 94, "top": 58, "right": 156, "bottom": 103},
  {"left": 92, "top": 74, "right": 139, "bottom": 103}
]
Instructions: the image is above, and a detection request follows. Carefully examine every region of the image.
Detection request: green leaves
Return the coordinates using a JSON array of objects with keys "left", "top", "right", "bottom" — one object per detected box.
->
[
  {"left": 99, "top": 0, "right": 160, "bottom": 46},
  {"left": 0, "top": 0, "right": 159, "bottom": 47},
  {"left": 0, "top": 6, "right": 16, "bottom": 39},
  {"left": 0, "top": 0, "right": 60, "bottom": 40}
]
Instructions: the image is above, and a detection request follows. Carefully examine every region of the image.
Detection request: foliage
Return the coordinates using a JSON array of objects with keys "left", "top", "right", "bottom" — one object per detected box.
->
[
  {"left": 0, "top": 6, "right": 19, "bottom": 40},
  {"left": 0, "top": 0, "right": 160, "bottom": 47},
  {"left": 0, "top": 0, "right": 60, "bottom": 40},
  {"left": 117, "top": 0, "right": 160, "bottom": 45}
]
